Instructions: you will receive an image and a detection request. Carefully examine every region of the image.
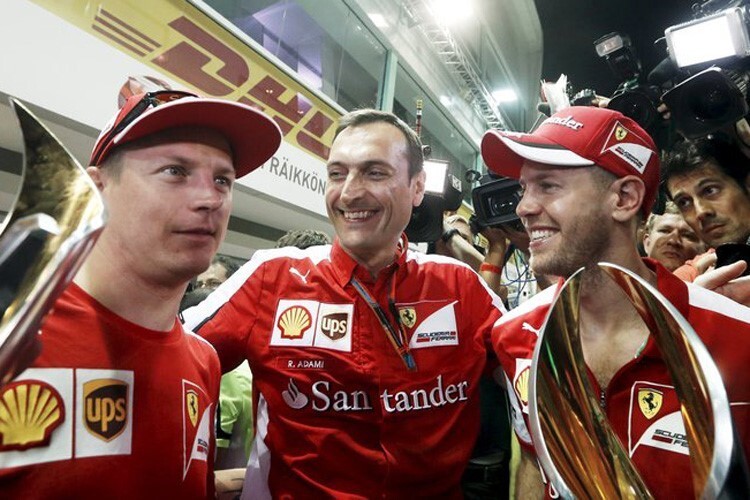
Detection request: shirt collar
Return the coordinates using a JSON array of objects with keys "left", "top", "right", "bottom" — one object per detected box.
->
[{"left": 330, "top": 233, "right": 410, "bottom": 287}]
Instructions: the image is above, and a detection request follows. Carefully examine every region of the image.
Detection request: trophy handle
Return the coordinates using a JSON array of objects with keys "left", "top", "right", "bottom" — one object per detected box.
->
[
  {"left": 529, "top": 262, "right": 749, "bottom": 498},
  {"left": 0, "top": 98, "right": 106, "bottom": 386}
]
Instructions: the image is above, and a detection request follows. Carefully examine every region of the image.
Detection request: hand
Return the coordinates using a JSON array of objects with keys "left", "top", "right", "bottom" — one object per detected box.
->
[
  {"left": 693, "top": 252, "right": 717, "bottom": 275},
  {"left": 481, "top": 226, "right": 510, "bottom": 254},
  {"left": 694, "top": 261, "right": 750, "bottom": 307}
]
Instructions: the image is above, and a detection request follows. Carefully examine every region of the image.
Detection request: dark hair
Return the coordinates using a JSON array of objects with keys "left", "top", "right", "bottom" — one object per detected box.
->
[
  {"left": 275, "top": 229, "right": 332, "bottom": 249},
  {"left": 661, "top": 138, "right": 750, "bottom": 197},
  {"left": 179, "top": 286, "right": 212, "bottom": 313},
  {"left": 213, "top": 254, "right": 241, "bottom": 278},
  {"left": 335, "top": 109, "right": 424, "bottom": 178}
]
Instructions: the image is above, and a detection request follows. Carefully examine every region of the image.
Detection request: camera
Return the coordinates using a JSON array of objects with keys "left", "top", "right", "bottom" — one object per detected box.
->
[
  {"left": 470, "top": 174, "right": 524, "bottom": 232},
  {"left": 659, "top": 1, "right": 750, "bottom": 138},
  {"left": 405, "top": 159, "right": 463, "bottom": 242},
  {"left": 593, "top": 32, "right": 663, "bottom": 134}
]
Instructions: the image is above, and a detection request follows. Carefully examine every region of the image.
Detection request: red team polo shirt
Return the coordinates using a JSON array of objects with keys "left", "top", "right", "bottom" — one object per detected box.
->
[
  {"left": 0, "top": 283, "right": 221, "bottom": 499},
  {"left": 492, "top": 259, "right": 750, "bottom": 498},
  {"left": 183, "top": 238, "right": 506, "bottom": 499}
]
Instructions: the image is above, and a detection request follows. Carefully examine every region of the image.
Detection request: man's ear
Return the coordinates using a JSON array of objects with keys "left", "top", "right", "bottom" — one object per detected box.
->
[
  {"left": 412, "top": 169, "right": 426, "bottom": 207},
  {"left": 86, "top": 166, "right": 105, "bottom": 191},
  {"left": 642, "top": 230, "right": 652, "bottom": 254},
  {"left": 611, "top": 175, "right": 645, "bottom": 222}
]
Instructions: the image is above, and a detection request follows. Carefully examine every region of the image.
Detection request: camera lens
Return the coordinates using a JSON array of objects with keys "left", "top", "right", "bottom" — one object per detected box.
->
[
  {"left": 488, "top": 195, "right": 516, "bottom": 217},
  {"left": 608, "top": 91, "right": 657, "bottom": 129},
  {"left": 689, "top": 82, "right": 732, "bottom": 122}
]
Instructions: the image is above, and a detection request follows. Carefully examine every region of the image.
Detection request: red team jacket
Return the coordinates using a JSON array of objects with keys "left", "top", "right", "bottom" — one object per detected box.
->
[
  {"left": 183, "top": 238, "right": 506, "bottom": 498},
  {"left": 0, "top": 283, "right": 221, "bottom": 499},
  {"left": 492, "top": 259, "right": 750, "bottom": 498}
]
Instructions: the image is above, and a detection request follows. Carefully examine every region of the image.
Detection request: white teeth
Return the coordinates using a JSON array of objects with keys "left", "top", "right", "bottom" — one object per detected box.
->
[
  {"left": 343, "top": 210, "right": 374, "bottom": 220},
  {"left": 530, "top": 229, "right": 555, "bottom": 242}
]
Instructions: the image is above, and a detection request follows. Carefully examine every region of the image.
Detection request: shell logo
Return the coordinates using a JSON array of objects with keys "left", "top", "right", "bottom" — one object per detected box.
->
[
  {"left": 514, "top": 367, "right": 530, "bottom": 406},
  {"left": 278, "top": 306, "right": 312, "bottom": 339},
  {"left": 0, "top": 380, "right": 65, "bottom": 451}
]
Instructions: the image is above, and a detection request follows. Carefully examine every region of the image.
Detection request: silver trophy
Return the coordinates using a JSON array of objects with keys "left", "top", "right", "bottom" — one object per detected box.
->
[
  {"left": 529, "top": 263, "right": 749, "bottom": 498},
  {"left": 0, "top": 98, "right": 106, "bottom": 386}
]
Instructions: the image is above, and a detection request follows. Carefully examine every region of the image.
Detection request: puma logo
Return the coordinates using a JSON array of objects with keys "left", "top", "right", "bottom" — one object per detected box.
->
[
  {"left": 521, "top": 322, "right": 542, "bottom": 337},
  {"left": 290, "top": 267, "right": 310, "bottom": 283}
]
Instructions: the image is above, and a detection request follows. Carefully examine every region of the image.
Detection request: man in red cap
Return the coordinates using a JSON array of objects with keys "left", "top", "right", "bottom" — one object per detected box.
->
[
  {"left": 481, "top": 106, "right": 750, "bottom": 497},
  {"left": 0, "top": 90, "right": 281, "bottom": 498}
]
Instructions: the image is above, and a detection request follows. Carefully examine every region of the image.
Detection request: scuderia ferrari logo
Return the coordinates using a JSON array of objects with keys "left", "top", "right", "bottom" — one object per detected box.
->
[{"left": 638, "top": 388, "right": 663, "bottom": 419}]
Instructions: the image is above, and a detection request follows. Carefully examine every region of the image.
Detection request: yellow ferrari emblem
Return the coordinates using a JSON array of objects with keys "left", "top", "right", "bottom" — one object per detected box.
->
[
  {"left": 186, "top": 390, "right": 199, "bottom": 427},
  {"left": 398, "top": 308, "right": 417, "bottom": 328},
  {"left": 615, "top": 125, "right": 628, "bottom": 141},
  {"left": 638, "top": 389, "right": 663, "bottom": 419}
]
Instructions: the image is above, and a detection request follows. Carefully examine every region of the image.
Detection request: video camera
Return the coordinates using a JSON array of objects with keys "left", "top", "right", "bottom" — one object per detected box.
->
[
  {"left": 469, "top": 173, "right": 524, "bottom": 234},
  {"left": 661, "top": 0, "right": 750, "bottom": 139},
  {"left": 567, "top": 0, "right": 750, "bottom": 143},
  {"left": 405, "top": 159, "right": 464, "bottom": 242}
]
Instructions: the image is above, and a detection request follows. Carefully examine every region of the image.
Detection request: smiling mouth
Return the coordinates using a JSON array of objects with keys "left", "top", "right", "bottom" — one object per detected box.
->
[
  {"left": 341, "top": 210, "right": 377, "bottom": 221},
  {"left": 529, "top": 229, "right": 556, "bottom": 243}
]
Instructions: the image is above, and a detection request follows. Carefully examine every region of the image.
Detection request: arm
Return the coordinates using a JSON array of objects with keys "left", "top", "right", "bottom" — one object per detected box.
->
[
  {"left": 215, "top": 468, "right": 245, "bottom": 500},
  {"left": 514, "top": 449, "right": 545, "bottom": 499},
  {"left": 479, "top": 227, "right": 510, "bottom": 301},
  {"left": 182, "top": 256, "right": 265, "bottom": 372},
  {"left": 437, "top": 225, "right": 485, "bottom": 271}
]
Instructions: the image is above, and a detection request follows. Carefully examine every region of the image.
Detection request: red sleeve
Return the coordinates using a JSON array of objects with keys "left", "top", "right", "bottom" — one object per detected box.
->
[{"left": 183, "top": 257, "right": 266, "bottom": 373}]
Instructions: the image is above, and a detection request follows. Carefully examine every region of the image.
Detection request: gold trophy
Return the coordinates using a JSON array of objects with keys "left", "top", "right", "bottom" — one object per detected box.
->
[
  {"left": 0, "top": 99, "right": 105, "bottom": 386},
  {"left": 528, "top": 263, "right": 749, "bottom": 498}
]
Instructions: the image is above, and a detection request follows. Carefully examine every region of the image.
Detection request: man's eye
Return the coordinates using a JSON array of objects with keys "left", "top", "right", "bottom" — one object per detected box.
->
[
  {"left": 703, "top": 185, "right": 720, "bottom": 197},
  {"left": 163, "top": 165, "right": 186, "bottom": 176},
  {"left": 674, "top": 197, "right": 692, "bottom": 210},
  {"left": 328, "top": 170, "right": 345, "bottom": 180},
  {"left": 215, "top": 176, "right": 233, "bottom": 187}
]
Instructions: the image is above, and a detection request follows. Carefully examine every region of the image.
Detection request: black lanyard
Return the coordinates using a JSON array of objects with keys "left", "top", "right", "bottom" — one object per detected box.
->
[{"left": 351, "top": 275, "right": 417, "bottom": 371}]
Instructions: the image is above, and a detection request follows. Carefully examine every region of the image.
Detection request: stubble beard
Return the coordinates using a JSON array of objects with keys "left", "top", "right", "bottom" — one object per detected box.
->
[{"left": 530, "top": 211, "right": 611, "bottom": 280}]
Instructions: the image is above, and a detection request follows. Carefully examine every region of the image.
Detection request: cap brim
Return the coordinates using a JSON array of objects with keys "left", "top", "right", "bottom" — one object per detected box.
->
[
  {"left": 112, "top": 98, "right": 282, "bottom": 178},
  {"left": 481, "top": 130, "right": 594, "bottom": 179}
]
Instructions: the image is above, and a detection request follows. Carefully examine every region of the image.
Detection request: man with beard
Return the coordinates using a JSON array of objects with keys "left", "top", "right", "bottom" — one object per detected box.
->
[
  {"left": 481, "top": 106, "right": 750, "bottom": 498},
  {"left": 662, "top": 138, "right": 750, "bottom": 281}
]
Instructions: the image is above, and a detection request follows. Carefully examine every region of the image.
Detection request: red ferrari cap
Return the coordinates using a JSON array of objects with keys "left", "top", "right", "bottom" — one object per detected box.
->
[{"left": 481, "top": 106, "right": 660, "bottom": 213}]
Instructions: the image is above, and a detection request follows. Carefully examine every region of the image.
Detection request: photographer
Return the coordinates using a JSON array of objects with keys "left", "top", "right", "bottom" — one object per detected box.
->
[{"left": 662, "top": 137, "right": 750, "bottom": 281}]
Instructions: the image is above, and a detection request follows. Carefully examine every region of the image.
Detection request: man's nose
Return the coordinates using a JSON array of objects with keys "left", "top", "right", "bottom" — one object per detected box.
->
[
  {"left": 516, "top": 191, "right": 539, "bottom": 219},
  {"left": 339, "top": 174, "right": 364, "bottom": 204},
  {"left": 694, "top": 198, "right": 715, "bottom": 223},
  {"left": 665, "top": 229, "right": 683, "bottom": 247},
  {"left": 191, "top": 178, "right": 225, "bottom": 211}
]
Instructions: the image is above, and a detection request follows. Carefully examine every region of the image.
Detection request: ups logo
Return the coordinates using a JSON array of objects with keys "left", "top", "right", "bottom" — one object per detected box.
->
[
  {"left": 320, "top": 313, "right": 348, "bottom": 340},
  {"left": 84, "top": 379, "right": 128, "bottom": 442}
]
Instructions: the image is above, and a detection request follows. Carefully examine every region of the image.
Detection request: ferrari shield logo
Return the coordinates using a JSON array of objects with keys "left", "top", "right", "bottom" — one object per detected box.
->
[
  {"left": 398, "top": 307, "right": 417, "bottom": 328},
  {"left": 615, "top": 125, "right": 628, "bottom": 141},
  {"left": 186, "top": 390, "right": 199, "bottom": 427},
  {"left": 638, "top": 388, "right": 663, "bottom": 419}
]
